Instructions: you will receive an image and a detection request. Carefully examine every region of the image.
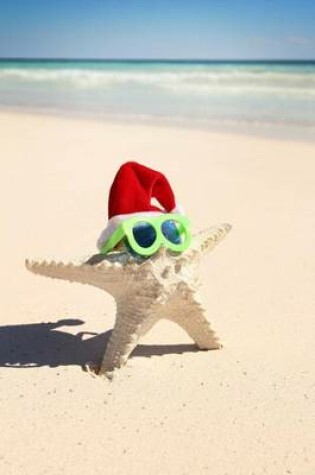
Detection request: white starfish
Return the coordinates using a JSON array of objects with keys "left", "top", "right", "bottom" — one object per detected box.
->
[{"left": 26, "top": 223, "right": 232, "bottom": 377}]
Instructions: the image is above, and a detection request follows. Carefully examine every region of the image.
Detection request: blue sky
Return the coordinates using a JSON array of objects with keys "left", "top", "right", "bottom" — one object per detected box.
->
[{"left": 0, "top": 0, "right": 314, "bottom": 59}]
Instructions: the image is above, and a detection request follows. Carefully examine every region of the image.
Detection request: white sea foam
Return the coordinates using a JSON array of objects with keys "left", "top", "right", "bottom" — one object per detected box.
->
[{"left": 0, "top": 67, "right": 314, "bottom": 97}]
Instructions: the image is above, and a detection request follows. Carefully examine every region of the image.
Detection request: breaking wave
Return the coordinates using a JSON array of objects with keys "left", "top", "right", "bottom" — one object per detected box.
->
[{"left": 0, "top": 66, "right": 315, "bottom": 98}]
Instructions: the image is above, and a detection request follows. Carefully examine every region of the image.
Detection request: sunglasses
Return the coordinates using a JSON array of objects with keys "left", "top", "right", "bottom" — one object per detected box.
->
[{"left": 99, "top": 214, "right": 192, "bottom": 257}]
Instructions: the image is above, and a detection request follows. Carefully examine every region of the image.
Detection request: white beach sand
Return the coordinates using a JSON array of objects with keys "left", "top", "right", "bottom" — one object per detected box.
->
[{"left": 0, "top": 111, "right": 314, "bottom": 475}]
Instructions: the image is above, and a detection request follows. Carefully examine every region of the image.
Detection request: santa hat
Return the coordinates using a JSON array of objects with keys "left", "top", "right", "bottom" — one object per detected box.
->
[{"left": 97, "top": 161, "right": 184, "bottom": 249}]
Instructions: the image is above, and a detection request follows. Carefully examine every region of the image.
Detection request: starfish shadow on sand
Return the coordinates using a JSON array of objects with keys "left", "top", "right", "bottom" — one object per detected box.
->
[{"left": 0, "top": 318, "right": 198, "bottom": 370}]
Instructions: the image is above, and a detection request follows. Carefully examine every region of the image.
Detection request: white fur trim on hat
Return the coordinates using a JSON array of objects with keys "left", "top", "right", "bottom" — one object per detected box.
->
[{"left": 171, "top": 204, "right": 185, "bottom": 215}]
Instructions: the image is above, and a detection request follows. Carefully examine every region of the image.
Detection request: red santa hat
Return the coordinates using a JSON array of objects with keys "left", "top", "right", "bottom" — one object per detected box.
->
[{"left": 97, "top": 161, "right": 184, "bottom": 249}]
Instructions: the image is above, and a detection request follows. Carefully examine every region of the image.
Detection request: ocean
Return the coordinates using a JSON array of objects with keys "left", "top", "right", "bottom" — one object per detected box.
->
[{"left": 0, "top": 59, "right": 314, "bottom": 140}]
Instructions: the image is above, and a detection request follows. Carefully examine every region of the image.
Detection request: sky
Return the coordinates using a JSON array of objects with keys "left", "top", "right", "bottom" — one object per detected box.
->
[{"left": 0, "top": 0, "right": 314, "bottom": 60}]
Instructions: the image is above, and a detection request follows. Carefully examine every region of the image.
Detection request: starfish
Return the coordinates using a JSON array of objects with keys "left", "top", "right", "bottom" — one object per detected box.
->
[{"left": 26, "top": 223, "right": 231, "bottom": 377}]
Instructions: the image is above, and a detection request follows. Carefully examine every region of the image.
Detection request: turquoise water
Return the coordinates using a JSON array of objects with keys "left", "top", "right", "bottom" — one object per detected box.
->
[{"left": 0, "top": 59, "right": 314, "bottom": 139}]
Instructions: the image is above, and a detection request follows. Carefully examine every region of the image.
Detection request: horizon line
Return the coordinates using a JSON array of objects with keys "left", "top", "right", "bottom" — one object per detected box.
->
[{"left": 0, "top": 57, "right": 314, "bottom": 62}]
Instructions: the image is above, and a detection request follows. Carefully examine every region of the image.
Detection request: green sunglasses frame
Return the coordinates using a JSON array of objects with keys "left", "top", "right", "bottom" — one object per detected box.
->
[{"left": 99, "top": 214, "right": 192, "bottom": 256}]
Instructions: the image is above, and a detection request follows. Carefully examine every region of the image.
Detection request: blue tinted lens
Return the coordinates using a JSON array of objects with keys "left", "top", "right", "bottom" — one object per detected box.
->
[
  {"left": 124, "top": 238, "right": 148, "bottom": 258},
  {"left": 161, "top": 220, "right": 183, "bottom": 244},
  {"left": 132, "top": 222, "right": 157, "bottom": 248}
]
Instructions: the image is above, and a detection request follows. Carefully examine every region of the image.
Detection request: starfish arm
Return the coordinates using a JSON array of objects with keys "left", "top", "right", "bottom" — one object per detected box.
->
[
  {"left": 166, "top": 290, "right": 221, "bottom": 350},
  {"left": 188, "top": 223, "right": 232, "bottom": 257},
  {"left": 25, "top": 258, "right": 127, "bottom": 296},
  {"left": 99, "top": 303, "right": 157, "bottom": 375}
]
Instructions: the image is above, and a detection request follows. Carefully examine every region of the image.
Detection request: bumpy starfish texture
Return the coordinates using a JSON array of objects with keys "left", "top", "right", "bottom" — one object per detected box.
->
[{"left": 26, "top": 223, "right": 231, "bottom": 376}]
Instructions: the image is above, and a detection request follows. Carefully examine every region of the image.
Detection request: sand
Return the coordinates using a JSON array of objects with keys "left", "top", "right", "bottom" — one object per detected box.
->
[{"left": 0, "top": 111, "right": 314, "bottom": 475}]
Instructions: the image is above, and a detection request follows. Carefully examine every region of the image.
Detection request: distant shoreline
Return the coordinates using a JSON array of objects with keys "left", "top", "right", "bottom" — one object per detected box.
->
[
  {"left": 1, "top": 59, "right": 314, "bottom": 143},
  {"left": 1, "top": 107, "right": 314, "bottom": 144}
]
